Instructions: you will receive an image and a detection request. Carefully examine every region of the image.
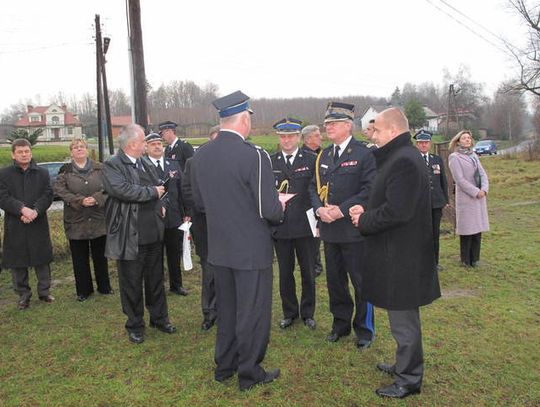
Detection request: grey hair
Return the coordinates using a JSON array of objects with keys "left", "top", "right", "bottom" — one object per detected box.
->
[
  {"left": 219, "top": 111, "right": 248, "bottom": 126},
  {"left": 301, "top": 125, "right": 320, "bottom": 141},
  {"left": 118, "top": 123, "right": 144, "bottom": 150}
]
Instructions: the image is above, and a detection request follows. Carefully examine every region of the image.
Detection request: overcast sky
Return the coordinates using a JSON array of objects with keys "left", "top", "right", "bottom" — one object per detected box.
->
[{"left": 0, "top": 0, "right": 528, "bottom": 111}]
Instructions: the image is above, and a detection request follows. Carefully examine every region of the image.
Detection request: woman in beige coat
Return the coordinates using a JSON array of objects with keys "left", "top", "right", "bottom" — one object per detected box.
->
[
  {"left": 54, "top": 138, "right": 112, "bottom": 301},
  {"left": 448, "top": 130, "right": 490, "bottom": 267}
]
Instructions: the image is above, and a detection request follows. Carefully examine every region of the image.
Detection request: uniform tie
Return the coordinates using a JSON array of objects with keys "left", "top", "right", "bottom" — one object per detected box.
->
[
  {"left": 333, "top": 145, "right": 341, "bottom": 163},
  {"left": 156, "top": 159, "right": 164, "bottom": 178},
  {"left": 424, "top": 154, "right": 429, "bottom": 166},
  {"left": 286, "top": 154, "right": 293, "bottom": 169}
]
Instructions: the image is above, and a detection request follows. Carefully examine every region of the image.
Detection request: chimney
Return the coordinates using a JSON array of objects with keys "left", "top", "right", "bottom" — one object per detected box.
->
[{"left": 27, "top": 105, "right": 34, "bottom": 112}]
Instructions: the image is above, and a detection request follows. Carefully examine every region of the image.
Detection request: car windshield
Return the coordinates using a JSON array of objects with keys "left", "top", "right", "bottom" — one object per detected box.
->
[
  {"left": 40, "top": 163, "right": 64, "bottom": 175},
  {"left": 476, "top": 141, "right": 492, "bottom": 147}
]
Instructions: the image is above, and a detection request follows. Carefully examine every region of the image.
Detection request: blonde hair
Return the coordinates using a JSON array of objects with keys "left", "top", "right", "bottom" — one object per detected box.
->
[
  {"left": 69, "top": 138, "right": 88, "bottom": 150},
  {"left": 449, "top": 130, "right": 474, "bottom": 152}
]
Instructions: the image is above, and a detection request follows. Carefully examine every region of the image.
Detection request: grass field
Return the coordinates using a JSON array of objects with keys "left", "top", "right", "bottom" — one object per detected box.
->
[{"left": 0, "top": 156, "right": 539, "bottom": 406}]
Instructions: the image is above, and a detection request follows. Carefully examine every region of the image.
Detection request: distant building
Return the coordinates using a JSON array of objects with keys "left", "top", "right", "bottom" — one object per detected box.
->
[
  {"left": 15, "top": 104, "right": 83, "bottom": 141},
  {"left": 111, "top": 115, "right": 152, "bottom": 138},
  {"left": 359, "top": 104, "right": 440, "bottom": 133}
]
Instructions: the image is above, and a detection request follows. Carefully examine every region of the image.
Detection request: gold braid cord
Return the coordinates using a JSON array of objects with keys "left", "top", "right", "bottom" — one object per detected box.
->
[
  {"left": 277, "top": 179, "right": 289, "bottom": 194},
  {"left": 315, "top": 150, "right": 329, "bottom": 205}
]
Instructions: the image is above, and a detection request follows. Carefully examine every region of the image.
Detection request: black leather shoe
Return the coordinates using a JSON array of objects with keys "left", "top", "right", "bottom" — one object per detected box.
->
[
  {"left": 356, "top": 338, "right": 372, "bottom": 350},
  {"left": 149, "top": 321, "right": 177, "bottom": 334},
  {"left": 201, "top": 319, "right": 215, "bottom": 331},
  {"left": 376, "top": 363, "right": 395, "bottom": 375},
  {"left": 128, "top": 332, "right": 144, "bottom": 344},
  {"left": 460, "top": 261, "right": 471, "bottom": 268},
  {"left": 279, "top": 318, "right": 295, "bottom": 329},
  {"left": 39, "top": 295, "right": 55, "bottom": 303},
  {"left": 376, "top": 383, "right": 420, "bottom": 399},
  {"left": 99, "top": 289, "right": 114, "bottom": 295},
  {"left": 17, "top": 300, "right": 29, "bottom": 310},
  {"left": 314, "top": 266, "right": 323, "bottom": 277},
  {"left": 240, "top": 368, "right": 280, "bottom": 391},
  {"left": 170, "top": 287, "right": 188, "bottom": 296},
  {"left": 215, "top": 371, "right": 236, "bottom": 383},
  {"left": 304, "top": 318, "right": 316, "bottom": 329},
  {"left": 77, "top": 295, "right": 89, "bottom": 302},
  {"left": 471, "top": 261, "right": 480, "bottom": 268},
  {"left": 326, "top": 331, "right": 348, "bottom": 342}
]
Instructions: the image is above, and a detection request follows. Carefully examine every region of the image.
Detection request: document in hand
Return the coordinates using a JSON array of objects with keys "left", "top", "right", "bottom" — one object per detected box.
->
[{"left": 306, "top": 208, "right": 318, "bottom": 237}]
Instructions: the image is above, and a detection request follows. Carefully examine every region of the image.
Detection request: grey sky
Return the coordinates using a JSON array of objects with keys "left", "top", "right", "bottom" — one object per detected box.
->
[{"left": 0, "top": 0, "right": 527, "bottom": 111}]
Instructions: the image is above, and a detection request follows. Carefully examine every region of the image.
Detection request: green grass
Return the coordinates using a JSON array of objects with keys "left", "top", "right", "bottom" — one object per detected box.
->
[
  {"left": 1, "top": 157, "right": 540, "bottom": 406},
  {"left": 0, "top": 145, "right": 72, "bottom": 167}
]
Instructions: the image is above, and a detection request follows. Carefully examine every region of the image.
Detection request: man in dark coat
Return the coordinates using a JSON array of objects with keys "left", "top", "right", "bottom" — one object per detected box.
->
[
  {"left": 271, "top": 118, "right": 317, "bottom": 330},
  {"left": 182, "top": 125, "right": 220, "bottom": 331},
  {"left": 415, "top": 130, "right": 449, "bottom": 271},
  {"left": 0, "top": 138, "right": 54, "bottom": 310},
  {"left": 301, "top": 124, "right": 324, "bottom": 277},
  {"left": 191, "top": 91, "right": 284, "bottom": 391},
  {"left": 160, "top": 121, "right": 194, "bottom": 172},
  {"left": 144, "top": 133, "right": 189, "bottom": 296},
  {"left": 102, "top": 124, "right": 176, "bottom": 345},
  {"left": 351, "top": 108, "right": 441, "bottom": 399},
  {"left": 309, "top": 102, "right": 376, "bottom": 349}
]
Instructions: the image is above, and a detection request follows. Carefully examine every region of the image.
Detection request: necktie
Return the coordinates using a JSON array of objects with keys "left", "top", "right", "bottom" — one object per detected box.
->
[
  {"left": 156, "top": 159, "right": 164, "bottom": 178},
  {"left": 286, "top": 154, "right": 293, "bottom": 169},
  {"left": 424, "top": 154, "right": 429, "bottom": 166},
  {"left": 333, "top": 145, "right": 341, "bottom": 163}
]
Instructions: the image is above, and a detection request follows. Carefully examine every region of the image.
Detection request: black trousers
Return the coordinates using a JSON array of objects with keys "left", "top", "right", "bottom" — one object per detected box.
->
[
  {"left": 387, "top": 308, "right": 423, "bottom": 389},
  {"left": 324, "top": 241, "right": 374, "bottom": 341},
  {"left": 117, "top": 242, "right": 170, "bottom": 334},
  {"left": 431, "top": 208, "right": 443, "bottom": 265},
  {"left": 191, "top": 213, "right": 215, "bottom": 322},
  {"left": 11, "top": 264, "right": 50, "bottom": 302},
  {"left": 460, "top": 233, "right": 482, "bottom": 266},
  {"left": 69, "top": 235, "right": 111, "bottom": 296},
  {"left": 274, "top": 236, "right": 316, "bottom": 320},
  {"left": 163, "top": 227, "right": 183, "bottom": 290},
  {"left": 313, "top": 238, "right": 323, "bottom": 273},
  {"left": 213, "top": 265, "right": 272, "bottom": 390}
]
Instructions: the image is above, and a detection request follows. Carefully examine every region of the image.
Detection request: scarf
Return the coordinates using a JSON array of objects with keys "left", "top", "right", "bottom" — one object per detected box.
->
[{"left": 72, "top": 159, "right": 92, "bottom": 175}]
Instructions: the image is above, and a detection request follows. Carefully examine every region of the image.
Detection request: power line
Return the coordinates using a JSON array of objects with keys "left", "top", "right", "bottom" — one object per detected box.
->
[{"left": 424, "top": 0, "right": 512, "bottom": 55}]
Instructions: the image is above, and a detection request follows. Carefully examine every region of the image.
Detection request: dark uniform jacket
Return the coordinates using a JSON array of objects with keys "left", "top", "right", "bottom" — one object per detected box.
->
[
  {"left": 309, "top": 137, "right": 376, "bottom": 243},
  {"left": 358, "top": 132, "right": 441, "bottom": 310},
  {"left": 192, "top": 131, "right": 283, "bottom": 270},
  {"left": 165, "top": 138, "right": 194, "bottom": 172},
  {"left": 54, "top": 160, "right": 107, "bottom": 240},
  {"left": 182, "top": 157, "right": 208, "bottom": 259},
  {"left": 0, "top": 160, "right": 53, "bottom": 268},
  {"left": 271, "top": 150, "right": 316, "bottom": 239},
  {"left": 102, "top": 150, "right": 164, "bottom": 261},
  {"left": 426, "top": 153, "right": 449, "bottom": 209},
  {"left": 143, "top": 156, "right": 185, "bottom": 229}
]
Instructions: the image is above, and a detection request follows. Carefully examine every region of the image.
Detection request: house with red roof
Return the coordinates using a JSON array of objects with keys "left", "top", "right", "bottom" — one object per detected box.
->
[{"left": 15, "top": 104, "right": 83, "bottom": 141}]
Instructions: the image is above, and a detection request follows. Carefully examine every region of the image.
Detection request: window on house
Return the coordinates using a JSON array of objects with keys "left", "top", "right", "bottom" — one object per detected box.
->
[
  {"left": 30, "top": 115, "right": 40, "bottom": 122},
  {"left": 52, "top": 116, "right": 59, "bottom": 123},
  {"left": 68, "top": 127, "right": 73, "bottom": 135}
]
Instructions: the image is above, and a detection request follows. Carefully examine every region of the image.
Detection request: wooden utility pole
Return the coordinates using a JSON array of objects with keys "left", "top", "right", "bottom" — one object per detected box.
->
[
  {"left": 95, "top": 14, "right": 104, "bottom": 162},
  {"left": 127, "top": 0, "right": 148, "bottom": 130},
  {"left": 102, "top": 37, "right": 114, "bottom": 155}
]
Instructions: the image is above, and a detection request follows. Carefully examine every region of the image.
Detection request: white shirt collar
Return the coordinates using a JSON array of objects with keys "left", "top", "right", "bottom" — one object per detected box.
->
[
  {"left": 334, "top": 135, "right": 352, "bottom": 156},
  {"left": 282, "top": 147, "right": 299, "bottom": 163},
  {"left": 148, "top": 156, "right": 164, "bottom": 167},
  {"left": 124, "top": 153, "right": 137, "bottom": 164},
  {"left": 220, "top": 128, "right": 245, "bottom": 140},
  {"left": 169, "top": 137, "right": 179, "bottom": 149}
]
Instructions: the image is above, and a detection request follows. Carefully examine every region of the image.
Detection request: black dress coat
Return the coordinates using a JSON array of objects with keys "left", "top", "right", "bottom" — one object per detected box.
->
[
  {"left": 271, "top": 150, "right": 316, "bottom": 239},
  {"left": 0, "top": 160, "right": 53, "bottom": 268},
  {"left": 426, "top": 153, "right": 449, "bottom": 209},
  {"left": 191, "top": 131, "right": 283, "bottom": 270},
  {"left": 309, "top": 137, "right": 376, "bottom": 243},
  {"left": 102, "top": 150, "right": 164, "bottom": 261},
  {"left": 165, "top": 138, "right": 194, "bottom": 172},
  {"left": 358, "top": 132, "right": 441, "bottom": 310}
]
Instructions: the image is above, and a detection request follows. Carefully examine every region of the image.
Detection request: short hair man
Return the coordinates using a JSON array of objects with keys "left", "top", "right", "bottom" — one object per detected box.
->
[
  {"left": 301, "top": 124, "right": 323, "bottom": 155},
  {"left": 102, "top": 124, "right": 176, "bottom": 344},
  {"left": 0, "top": 139, "right": 54, "bottom": 310},
  {"left": 363, "top": 119, "right": 375, "bottom": 142},
  {"left": 144, "top": 133, "right": 189, "bottom": 296},
  {"left": 271, "top": 118, "right": 317, "bottom": 331},
  {"left": 159, "top": 121, "right": 194, "bottom": 172},
  {"left": 414, "top": 130, "right": 449, "bottom": 271},
  {"left": 182, "top": 124, "right": 220, "bottom": 331},
  {"left": 191, "top": 91, "right": 283, "bottom": 391},
  {"left": 309, "top": 102, "right": 376, "bottom": 349},
  {"left": 351, "top": 108, "right": 441, "bottom": 399},
  {"left": 301, "top": 124, "right": 324, "bottom": 277}
]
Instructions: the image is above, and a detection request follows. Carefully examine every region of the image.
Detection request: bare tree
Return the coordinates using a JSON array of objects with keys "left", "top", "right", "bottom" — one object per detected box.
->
[{"left": 506, "top": 0, "right": 540, "bottom": 96}]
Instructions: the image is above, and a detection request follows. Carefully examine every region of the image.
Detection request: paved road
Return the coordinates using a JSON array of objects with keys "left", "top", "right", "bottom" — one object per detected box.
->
[{"left": 498, "top": 139, "right": 536, "bottom": 156}]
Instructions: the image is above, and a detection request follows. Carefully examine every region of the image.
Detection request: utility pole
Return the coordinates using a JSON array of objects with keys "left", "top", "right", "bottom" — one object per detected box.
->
[
  {"left": 445, "top": 84, "right": 458, "bottom": 139},
  {"left": 127, "top": 0, "right": 148, "bottom": 130},
  {"left": 102, "top": 36, "right": 114, "bottom": 155},
  {"left": 95, "top": 14, "right": 104, "bottom": 162}
]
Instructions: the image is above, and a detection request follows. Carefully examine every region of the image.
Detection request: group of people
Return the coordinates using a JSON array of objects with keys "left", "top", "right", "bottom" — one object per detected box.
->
[{"left": 0, "top": 89, "right": 490, "bottom": 398}]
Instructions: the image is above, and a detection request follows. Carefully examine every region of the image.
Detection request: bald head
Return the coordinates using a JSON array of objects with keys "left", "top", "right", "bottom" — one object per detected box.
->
[{"left": 372, "top": 108, "right": 409, "bottom": 147}]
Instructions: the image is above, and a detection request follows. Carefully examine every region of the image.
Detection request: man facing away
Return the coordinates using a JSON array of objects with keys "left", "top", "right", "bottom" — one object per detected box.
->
[
  {"left": 351, "top": 108, "right": 441, "bottom": 399},
  {"left": 0, "top": 138, "right": 54, "bottom": 310},
  {"left": 102, "top": 124, "right": 176, "bottom": 345},
  {"left": 191, "top": 91, "right": 284, "bottom": 391}
]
